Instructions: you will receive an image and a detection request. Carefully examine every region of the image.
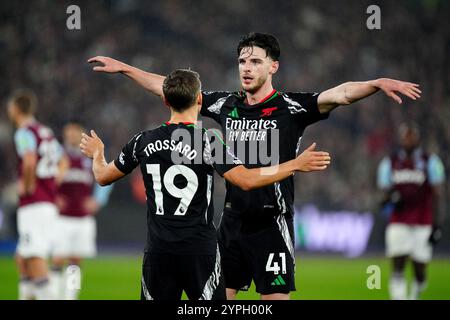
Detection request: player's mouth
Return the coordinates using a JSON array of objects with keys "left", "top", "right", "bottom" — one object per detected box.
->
[{"left": 242, "top": 75, "right": 254, "bottom": 85}]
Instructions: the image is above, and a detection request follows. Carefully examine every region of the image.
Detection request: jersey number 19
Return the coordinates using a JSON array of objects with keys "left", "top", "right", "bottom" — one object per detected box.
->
[{"left": 146, "top": 164, "right": 198, "bottom": 216}]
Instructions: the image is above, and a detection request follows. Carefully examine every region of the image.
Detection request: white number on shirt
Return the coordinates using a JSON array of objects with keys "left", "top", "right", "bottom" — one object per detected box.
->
[
  {"left": 146, "top": 164, "right": 199, "bottom": 216},
  {"left": 36, "top": 140, "right": 60, "bottom": 178}
]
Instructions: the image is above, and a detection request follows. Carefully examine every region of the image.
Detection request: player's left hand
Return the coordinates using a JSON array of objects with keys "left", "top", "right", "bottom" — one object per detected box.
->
[
  {"left": 55, "top": 195, "right": 67, "bottom": 211},
  {"left": 429, "top": 225, "right": 442, "bottom": 246},
  {"left": 80, "top": 130, "right": 104, "bottom": 159},
  {"left": 375, "top": 78, "right": 421, "bottom": 104},
  {"left": 84, "top": 197, "right": 100, "bottom": 215}
]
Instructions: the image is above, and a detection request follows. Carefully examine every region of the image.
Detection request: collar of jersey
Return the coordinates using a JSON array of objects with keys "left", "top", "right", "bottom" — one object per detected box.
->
[
  {"left": 163, "top": 121, "right": 196, "bottom": 127},
  {"left": 239, "top": 89, "right": 279, "bottom": 106},
  {"left": 21, "top": 118, "right": 37, "bottom": 129}
]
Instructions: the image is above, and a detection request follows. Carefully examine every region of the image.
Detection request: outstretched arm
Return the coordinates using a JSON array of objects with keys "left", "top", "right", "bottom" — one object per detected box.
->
[
  {"left": 80, "top": 130, "right": 125, "bottom": 186},
  {"left": 88, "top": 56, "right": 165, "bottom": 97},
  {"left": 223, "top": 143, "right": 330, "bottom": 191},
  {"left": 317, "top": 78, "right": 421, "bottom": 114}
]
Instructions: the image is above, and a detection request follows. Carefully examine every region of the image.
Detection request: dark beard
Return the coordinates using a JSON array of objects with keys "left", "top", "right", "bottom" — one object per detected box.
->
[{"left": 242, "top": 76, "right": 266, "bottom": 94}]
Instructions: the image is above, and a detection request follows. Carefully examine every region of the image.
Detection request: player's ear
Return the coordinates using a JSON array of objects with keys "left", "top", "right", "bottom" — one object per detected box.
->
[
  {"left": 270, "top": 60, "right": 279, "bottom": 75},
  {"left": 196, "top": 92, "right": 202, "bottom": 113},
  {"left": 162, "top": 96, "right": 170, "bottom": 108}
]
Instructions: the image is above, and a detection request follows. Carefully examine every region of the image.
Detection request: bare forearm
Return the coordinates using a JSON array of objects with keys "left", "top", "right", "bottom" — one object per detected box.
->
[
  {"left": 318, "top": 80, "right": 380, "bottom": 113},
  {"left": 341, "top": 80, "right": 380, "bottom": 104},
  {"left": 122, "top": 64, "right": 165, "bottom": 97},
  {"left": 22, "top": 153, "right": 37, "bottom": 194},
  {"left": 224, "top": 144, "right": 330, "bottom": 190},
  {"left": 226, "top": 160, "right": 297, "bottom": 191},
  {"left": 80, "top": 131, "right": 126, "bottom": 186},
  {"left": 250, "top": 160, "right": 297, "bottom": 189},
  {"left": 92, "top": 150, "right": 109, "bottom": 185},
  {"left": 55, "top": 156, "right": 70, "bottom": 186},
  {"left": 22, "top": 165, "right": 36, "bottom": 194},
  {"left": 319, "top": 77, "right": 421, "bottom": 113},
  {"left": 433, "top": 186, "right": 446, "bottom": 226},
  {"left": 434, "top": 202, "right": 445, "bottom": 226}
]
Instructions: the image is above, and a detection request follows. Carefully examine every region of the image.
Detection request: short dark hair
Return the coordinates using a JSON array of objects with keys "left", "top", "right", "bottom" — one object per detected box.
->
[
  {"left": 162, "top": 69, "right": 201, "bottom": 112},
  {"left": 237, "top": 32, "right": 280, "bottom": 61},
  {"left": 8, "top": 89, "right": 37, "bottom": 115}
]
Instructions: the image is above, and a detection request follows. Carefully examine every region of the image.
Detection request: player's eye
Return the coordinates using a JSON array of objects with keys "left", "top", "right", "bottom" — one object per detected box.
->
[{"left": 238, "top": 59, "right": 246, "bottom": 64}]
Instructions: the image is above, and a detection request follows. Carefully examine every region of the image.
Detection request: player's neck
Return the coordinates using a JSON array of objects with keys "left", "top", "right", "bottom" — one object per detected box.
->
[
  {"left": 65, "top": 143, "right": 80, "bottom": 153},
  {"left": 404, "top": 146, "right": 420, "bottom": 157},
  {"left": 169, "top": 109, "right": 198, "bottom": 125},
  {"left": 245, "top": 82, "right": 275, "bottom": 105},
  {"left": 16, "top": 115, "right": 35, "bottom": 128}
]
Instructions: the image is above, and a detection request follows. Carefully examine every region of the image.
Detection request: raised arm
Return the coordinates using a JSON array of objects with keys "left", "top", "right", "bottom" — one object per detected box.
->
[
  {"left": 317, "top": 78, "right": 422, "bottom": 114},
  {"left": 223, "top": 143, "right": 330, "bottom": 191},
  {"left": 88, "top": 56, "right": 165, "bottom": 97},
  {"left": 80, "top": 130, "right": 125, "bottom": 186}
]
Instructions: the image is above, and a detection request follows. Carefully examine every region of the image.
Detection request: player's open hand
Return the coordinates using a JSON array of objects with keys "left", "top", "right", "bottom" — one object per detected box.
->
[
  {"left": 80, "top": 130, "right": 104, "bottom": 159},
  {"left": 88, "top": 56, "right": 125, "bottom": 73},
  {"left": 375, "top": 78, "right": 421, "bottom": 104},
  {"left": 295, "top": 143, "right": 331, "bottom": 172}
]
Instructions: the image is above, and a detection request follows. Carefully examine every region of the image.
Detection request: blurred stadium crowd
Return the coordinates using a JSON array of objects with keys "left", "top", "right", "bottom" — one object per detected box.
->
[{"left": 0, "top": 0, "right": 448, "bottom": 248}]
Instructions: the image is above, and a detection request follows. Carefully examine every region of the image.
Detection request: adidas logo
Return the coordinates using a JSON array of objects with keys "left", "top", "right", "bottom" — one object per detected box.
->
[
  {"left": 228, "top": 107, "right": 239, "bottom": 118},
  {"left": 271, "top": 275, "right": 286, "bottom": 286}
]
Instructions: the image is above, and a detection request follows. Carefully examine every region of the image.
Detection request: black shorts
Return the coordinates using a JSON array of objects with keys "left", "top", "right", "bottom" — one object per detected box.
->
[
  {"left": 218, "top": 210, "right": 296, "bottom": 295},
  {"left": 140, "top": 247, "right": 226, "bottom": 300}
]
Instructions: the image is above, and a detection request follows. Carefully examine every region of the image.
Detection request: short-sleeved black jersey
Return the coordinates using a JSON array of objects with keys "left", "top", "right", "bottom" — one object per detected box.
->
[
  {"left": 201, "top": 90, "right": 328, "bottom": 225},
  {"left": 114, "top": 122, "right": 241, "bottom": 255}
]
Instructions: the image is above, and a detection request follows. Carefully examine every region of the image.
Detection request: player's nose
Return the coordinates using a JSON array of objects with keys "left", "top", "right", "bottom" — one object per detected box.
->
[{"left": 241, "top": 61, "right": 251, "bottom": 72}]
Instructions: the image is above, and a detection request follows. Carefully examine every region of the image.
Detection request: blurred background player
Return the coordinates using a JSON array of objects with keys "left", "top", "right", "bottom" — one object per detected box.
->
[
  {"left": 377, "top": 123, "right": 446, "bottom": 300},
  {"left": 50, "top": 122, "right": 113, "bottom": 300},
  {"left": 7, "top": 90, "right": 65, "bottom": 299}
]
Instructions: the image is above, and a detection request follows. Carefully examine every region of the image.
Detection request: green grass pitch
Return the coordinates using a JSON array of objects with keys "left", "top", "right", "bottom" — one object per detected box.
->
[{"left": 1, "top": 255, "right": 449, "bottom": 300}]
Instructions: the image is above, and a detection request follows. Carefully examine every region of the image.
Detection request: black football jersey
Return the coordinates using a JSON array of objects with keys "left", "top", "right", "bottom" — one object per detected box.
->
[
  {"left": 201, "top": 89, "right": 329, "bottom": 227},
  {"left": 114, "top": 122, "right": 241, "bottom": 254}
]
